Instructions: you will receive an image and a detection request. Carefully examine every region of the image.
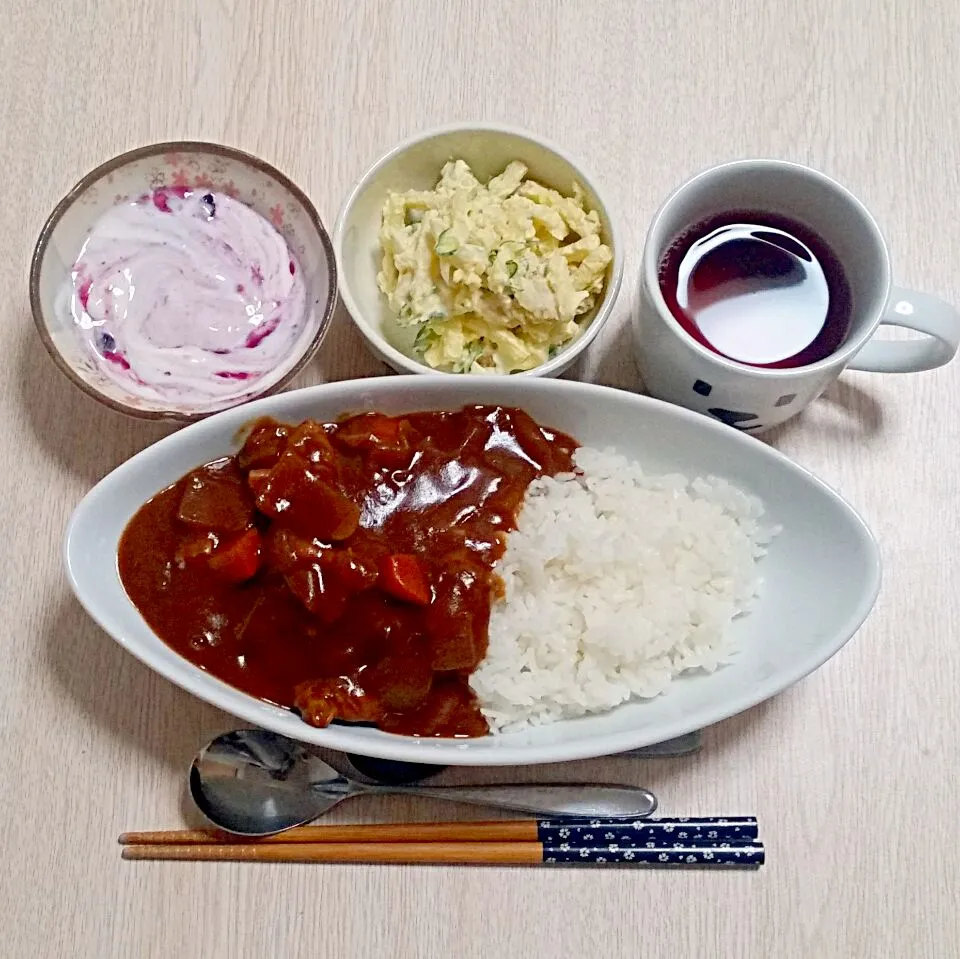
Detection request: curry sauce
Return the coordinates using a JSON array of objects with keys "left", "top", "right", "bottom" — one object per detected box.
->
[{"left": 118, "top": 405, "right": 577, "bottom": 737}]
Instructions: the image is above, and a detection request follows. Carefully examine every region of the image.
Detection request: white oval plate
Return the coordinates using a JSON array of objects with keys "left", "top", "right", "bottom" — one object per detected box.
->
[{"left": 65, "top": 377, "right": 881, "bottom": 765}]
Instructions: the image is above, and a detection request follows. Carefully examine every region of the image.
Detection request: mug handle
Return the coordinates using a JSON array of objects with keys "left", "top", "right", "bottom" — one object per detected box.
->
[{"left": 847, "top": 287, "right": 960, "bottom": 373}]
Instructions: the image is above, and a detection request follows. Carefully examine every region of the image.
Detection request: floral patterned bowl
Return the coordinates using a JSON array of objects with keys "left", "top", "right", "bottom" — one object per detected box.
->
[{"left": 30, "top": 141, "right": 337, "bottom": 421}]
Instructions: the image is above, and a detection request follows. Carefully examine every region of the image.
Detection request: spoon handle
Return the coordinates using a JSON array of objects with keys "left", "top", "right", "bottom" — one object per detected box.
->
[{"left": 371, "top": 783, "right": 658, "bottom": 818}]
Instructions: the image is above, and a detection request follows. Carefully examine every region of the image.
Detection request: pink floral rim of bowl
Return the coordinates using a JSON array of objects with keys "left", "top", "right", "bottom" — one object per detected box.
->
[{"left": 29, "top": 140, "right": 338, "bottom": 422}]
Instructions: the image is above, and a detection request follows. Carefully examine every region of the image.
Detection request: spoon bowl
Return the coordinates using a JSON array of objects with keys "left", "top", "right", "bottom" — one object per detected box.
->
[{"left": 189, "top": 729, "right": 358, "bottom": 835}]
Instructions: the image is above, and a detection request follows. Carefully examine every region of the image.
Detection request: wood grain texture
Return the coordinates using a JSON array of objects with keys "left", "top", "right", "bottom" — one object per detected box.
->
[{"left": 2, "top": 0, "right": 959, "bottom": 955}]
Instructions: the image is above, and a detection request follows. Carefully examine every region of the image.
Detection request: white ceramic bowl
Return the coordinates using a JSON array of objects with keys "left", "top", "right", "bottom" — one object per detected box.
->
[
  {"left": 65, "top": 376, "right": 881, "bottom": 766},
  {"left": 333, "top": 123, "right": 624, "bottom": 377},
  {"left": 30, "top": 141, "right": 338, "bottom": 422}
]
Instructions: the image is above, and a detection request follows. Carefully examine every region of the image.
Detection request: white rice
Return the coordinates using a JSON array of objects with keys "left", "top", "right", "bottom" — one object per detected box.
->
[{"left": 470, "top": 446, "right": 777, "bottom": 732}]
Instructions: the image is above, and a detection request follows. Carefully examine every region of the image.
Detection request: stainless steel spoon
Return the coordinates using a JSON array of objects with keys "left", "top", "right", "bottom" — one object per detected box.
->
[{"left": 189, "top": 729, "right": 658, "bottom": 836}]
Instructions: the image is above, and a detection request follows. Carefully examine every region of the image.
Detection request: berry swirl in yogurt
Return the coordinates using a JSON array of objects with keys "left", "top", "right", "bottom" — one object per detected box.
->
[{"left": 59, "top": 187, "right": 307, "bottom": 410}]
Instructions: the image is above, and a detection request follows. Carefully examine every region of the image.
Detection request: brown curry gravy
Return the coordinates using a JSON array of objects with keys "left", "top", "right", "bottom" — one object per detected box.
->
[{"left": 118, "top": 405, "right": 577, "bottom": 737}]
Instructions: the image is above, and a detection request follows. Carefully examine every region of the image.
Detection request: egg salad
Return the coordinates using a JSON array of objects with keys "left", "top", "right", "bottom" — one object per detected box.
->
[{"left": 376, "top": 159, "right": 612, "bottom": 374}]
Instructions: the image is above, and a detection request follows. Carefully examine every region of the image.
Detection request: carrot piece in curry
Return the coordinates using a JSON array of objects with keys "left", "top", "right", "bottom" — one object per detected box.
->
[{"left": 378, "top": 554, "right": 431, "bottom": 606}]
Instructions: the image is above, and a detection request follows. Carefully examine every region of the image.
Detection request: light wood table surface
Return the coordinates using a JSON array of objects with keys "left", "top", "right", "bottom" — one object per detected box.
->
[{"left": 3, "top": 1, "right": 959, "bottom": 956}]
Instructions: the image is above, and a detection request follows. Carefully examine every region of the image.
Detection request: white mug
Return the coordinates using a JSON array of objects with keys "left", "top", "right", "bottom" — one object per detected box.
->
[{"left": 632, "top": 159, "right": 960, "bottom": 432}]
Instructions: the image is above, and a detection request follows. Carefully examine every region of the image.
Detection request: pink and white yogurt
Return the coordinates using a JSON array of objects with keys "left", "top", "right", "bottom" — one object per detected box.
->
[{"left": 59, "top": 187, "right": 307, "bottom": 409}]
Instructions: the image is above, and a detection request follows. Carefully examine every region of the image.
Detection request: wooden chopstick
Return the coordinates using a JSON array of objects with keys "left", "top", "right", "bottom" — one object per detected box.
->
[
  {"left": 120, "top": 817, "right": 763, "bottom": 866},
  {"left": 124, "top": 841, "right": 541, "bottom": 864},
  {"left": 120, "top": 821, "right": 537, "bottom": 845},
  {"left": 122, "top": 840, "right": 764, "bottom": 866},
  {"left": 120, "top": 817, "right": 758, "bottom": 847}
]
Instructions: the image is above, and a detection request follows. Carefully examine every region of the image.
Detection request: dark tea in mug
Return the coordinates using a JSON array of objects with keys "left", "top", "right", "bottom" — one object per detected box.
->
[{"left": 657, "top": 211, "right": 852, "bottom": 368}]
